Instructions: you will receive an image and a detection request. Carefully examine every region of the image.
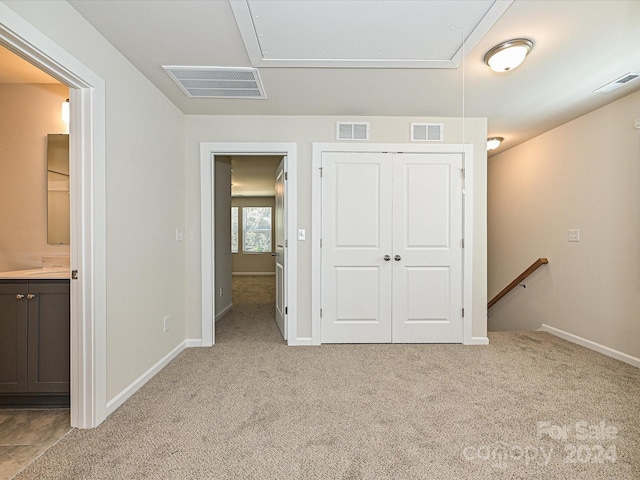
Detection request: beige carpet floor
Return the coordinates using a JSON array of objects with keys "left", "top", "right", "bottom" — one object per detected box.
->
[
  {"left": 232, "top": 275, "right": 275, "bottom": 305},
  {"left": 13, "top": 303, "right": 640, "bottom": 479}
]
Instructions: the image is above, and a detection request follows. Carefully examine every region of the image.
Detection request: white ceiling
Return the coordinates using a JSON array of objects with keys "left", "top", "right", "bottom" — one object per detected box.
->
[
  {"left": 231, "top": 156, "right": 283, "bottom": 197},
  {"left": 65, "top": 0, "right": 640, "bottom": 155},
  {"left": 230, "top": 0, "right": 509, "bottom": 68}
]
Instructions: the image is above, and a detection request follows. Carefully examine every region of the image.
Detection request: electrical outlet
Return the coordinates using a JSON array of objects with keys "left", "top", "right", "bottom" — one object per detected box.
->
[
  {"left": 219, "top": 287, "right": 224, "bottom": 297},
  {"left": 163, "top": 315, "right": 170, "bottom": 332},
  {"left": 568, "top": 229, "right": 580, "bottom": 242}
]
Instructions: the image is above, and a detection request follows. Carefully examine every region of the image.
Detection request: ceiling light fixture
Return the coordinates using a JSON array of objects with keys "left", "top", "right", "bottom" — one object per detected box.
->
[
  {"left": 487, "top": 137, "right": 504, "bottom": 151},
  {"left": 484, "top": 39, "right": 533, "bottom": 72}
]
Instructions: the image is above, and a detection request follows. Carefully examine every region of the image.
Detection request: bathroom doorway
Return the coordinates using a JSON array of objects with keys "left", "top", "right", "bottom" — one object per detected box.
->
[{"left": 1, "top": 7, "right": 107, "bottom": 428}]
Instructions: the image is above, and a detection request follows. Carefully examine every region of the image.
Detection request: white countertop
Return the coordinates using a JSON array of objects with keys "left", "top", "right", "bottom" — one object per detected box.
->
[{"left": 0, "top": 268, "right": 71, "bottom": 280}]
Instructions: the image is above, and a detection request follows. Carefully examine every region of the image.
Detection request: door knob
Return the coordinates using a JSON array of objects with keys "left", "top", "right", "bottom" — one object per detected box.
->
[
  {"left": 27, "top": 294, "right": 36, "bottom": 300},
  {"left": 394, "top": 255, "right": 401, "bottom": 261},
  {"left": 271, "top": 252, "right": 278, "bottom": 257},
  {"left": 384, "top": 255, "right": 391, "bottom": 261},
  {"left": 16, "top": 294, "right": 24, "bottom": 300}
]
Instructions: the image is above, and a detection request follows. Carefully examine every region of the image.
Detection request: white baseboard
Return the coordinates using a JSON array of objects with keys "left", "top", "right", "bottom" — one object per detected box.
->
[
  {"left": 186, "top": 339, "right": 203, "bottom": 347},
  {"left": 466, "top": 336, "right": 490, "bottom": 345},
  {"left": 539, "top": 324, "right": 640, "bottom": 368},
  {"left": 106, "top": 340, "right": 186, "bottom": 415},
  {"left": 232, "top": 272, "right": 275, "bottom": 276},
  {"left": 215, "top": 303, "right": 233, "bottom": 321},
  {"left": 289, "top": 337, "right": 313, "bottom": 346}
]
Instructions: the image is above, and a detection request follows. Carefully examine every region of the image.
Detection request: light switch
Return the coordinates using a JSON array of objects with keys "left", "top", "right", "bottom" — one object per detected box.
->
[
  {"left": 298, "top": 229, "right": 306, "bottom": 241},
  {"left": 176, "top": 228, "right": 184, "bottom": 242},
  {"left": 568, "top": 229, "right": 580, "bottom": 242}
]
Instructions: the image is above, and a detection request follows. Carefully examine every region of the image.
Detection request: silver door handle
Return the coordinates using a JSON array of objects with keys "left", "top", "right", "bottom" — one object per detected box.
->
[
  {"left": 271, "top": 252, "right": 278, "bottom": 257},
  {"left": 394, "top": 255, "right": 401, "bottom": 261},
  {"left": 384, "top": 255, "right": 391, "bottom": 261}
]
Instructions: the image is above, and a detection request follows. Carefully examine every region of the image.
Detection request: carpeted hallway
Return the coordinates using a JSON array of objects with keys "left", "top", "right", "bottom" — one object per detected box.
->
[{"left": 13, "top": 293, "right": 640, "bottom": 479}]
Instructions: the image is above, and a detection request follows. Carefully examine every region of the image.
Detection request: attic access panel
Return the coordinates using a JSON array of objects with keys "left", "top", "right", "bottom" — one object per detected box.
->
[{"left": 230, "top": 0, "right": 512, "bottom": 68}]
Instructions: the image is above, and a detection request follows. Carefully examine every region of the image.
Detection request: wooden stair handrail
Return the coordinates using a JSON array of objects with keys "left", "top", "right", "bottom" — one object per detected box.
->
[{"left": 488, "top": 258, "right": 549, "bottom": 309}]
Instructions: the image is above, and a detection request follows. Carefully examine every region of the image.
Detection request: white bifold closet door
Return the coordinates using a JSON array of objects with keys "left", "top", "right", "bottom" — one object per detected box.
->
[{"left": 321, "top": 151, "right": 463, "bottom": 344}]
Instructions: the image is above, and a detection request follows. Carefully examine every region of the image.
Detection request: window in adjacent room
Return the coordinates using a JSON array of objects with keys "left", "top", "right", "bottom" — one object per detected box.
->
[
  {"left": 231, "top": 206, "right": 239, "bottom": 253},
  {"left": 243, "top": 207, "right": 272, "bottom": 253}
]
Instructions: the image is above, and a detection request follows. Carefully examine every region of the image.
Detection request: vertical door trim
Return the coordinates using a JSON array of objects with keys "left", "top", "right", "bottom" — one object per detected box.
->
[
  {"left": 312, "top": 143, "right": 474, "bottom": 345},
  {"left": 0, "top": 4, "right": 108, "bottom": 427},
  {"left": 199, "top": 143, "right": 299, "bottom": 345}
]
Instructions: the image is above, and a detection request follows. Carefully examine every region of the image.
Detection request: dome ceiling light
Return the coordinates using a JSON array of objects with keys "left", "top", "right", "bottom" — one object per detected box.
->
[
  {"left": 487, "top": 137, "right": 504, "bottom": 151},
  {"left": 484, "top": 38, "right": 533, "bottom": 72}
]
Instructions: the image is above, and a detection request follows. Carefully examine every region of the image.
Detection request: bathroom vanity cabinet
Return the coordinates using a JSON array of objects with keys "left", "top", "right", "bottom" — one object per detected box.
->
[{"left": 0, "top": 279, "right": 70, "bottom": 405}]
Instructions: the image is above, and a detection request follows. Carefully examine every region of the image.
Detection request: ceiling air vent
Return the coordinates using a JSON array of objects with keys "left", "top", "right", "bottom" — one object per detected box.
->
[
  {"left": 162, "top": 66, "right": 266, "bottom": 99},
  {"left": 593, "top": 73, "right": 640, "bottom": 94},
  {"left": 411, "top": 123, "right": 443, "bottom": 141},
  {"left": 336, "top": 122, "right": 370, "bottom": 141}
]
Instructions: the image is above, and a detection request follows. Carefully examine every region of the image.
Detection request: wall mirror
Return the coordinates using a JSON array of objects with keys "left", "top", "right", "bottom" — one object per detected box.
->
[{"left": 47, "top": 133, "right": 70, "bottom": 245}]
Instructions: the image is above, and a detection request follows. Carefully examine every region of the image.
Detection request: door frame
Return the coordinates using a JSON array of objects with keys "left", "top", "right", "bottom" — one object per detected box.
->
[
  {"left": 0, "top": 5, "right": 107, "bottom": 427},
  {"left": 312, "top": 143, "right": 474, "bottom": 345},
  {"left": 200, "top": 143, "right": 299, "bottom": 345}
]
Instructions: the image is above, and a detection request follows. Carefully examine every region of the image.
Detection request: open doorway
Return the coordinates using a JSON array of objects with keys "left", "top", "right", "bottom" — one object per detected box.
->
[
  {"left": 1, "top": 6, "right": 107, "bottom": 428},
  {"left": 215, "top": 155, "right": 285, "bottom": 340},
  {"left": 200, "top": 143, "right": 300, "bottom": 346}
]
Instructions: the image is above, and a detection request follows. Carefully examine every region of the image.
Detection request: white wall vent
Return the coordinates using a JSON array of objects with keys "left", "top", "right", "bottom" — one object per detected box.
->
[
  {"left": 162, "top": 66, "right": 266, "bottom": 99},
  {"left": 411, "top": 123, "right": 443, "bottom": 142},
  {"left": 336, "top": 122, "right": 370, "bottom": 141},
  {"left": 593, "top": 73, "right": 640, "bottom": 94}
]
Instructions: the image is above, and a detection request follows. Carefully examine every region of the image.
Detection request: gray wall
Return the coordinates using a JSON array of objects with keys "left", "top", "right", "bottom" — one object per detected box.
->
[
  {"left": 214, "top": 157, "right": 232, "bottom": 317},
  {"left": 184, "top": 115, "right": 488, "bottom": 341},
  {"left": 5, "top": 0, "right": 187, "bottom": 401},
  {"left": 488, "top": 89, "right": 640, "bottom": 359}
]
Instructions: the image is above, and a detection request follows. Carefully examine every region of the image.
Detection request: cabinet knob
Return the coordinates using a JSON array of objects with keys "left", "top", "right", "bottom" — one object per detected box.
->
[
  {"left": 394, "top": 255, "right": 402, "bottom": 261},
  {"left": 16, "top": 294, "right": 25, "bottom": 300},
  {"left": 27, "top": 293, "right": 36, "bottom": 300}
]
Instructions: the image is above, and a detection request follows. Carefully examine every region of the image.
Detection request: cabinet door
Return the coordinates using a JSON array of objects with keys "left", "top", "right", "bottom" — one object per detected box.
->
[
  {"left": 0, "top": 284, "right": 29, "bottom": 392},
  {"left": 27, "top": 282, "right": 70, "bottom": 393}
]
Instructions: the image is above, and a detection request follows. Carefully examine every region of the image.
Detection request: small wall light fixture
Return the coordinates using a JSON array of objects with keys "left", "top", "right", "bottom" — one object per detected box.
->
[
  {"left": 61, "top": 98, "right": 70, "bottom": 124},
  {"left": 487, "top": 137, "right": 504, "bottom": 151},
  {"left": 484, "top": 38, "right": 533, "bottom": 72}
]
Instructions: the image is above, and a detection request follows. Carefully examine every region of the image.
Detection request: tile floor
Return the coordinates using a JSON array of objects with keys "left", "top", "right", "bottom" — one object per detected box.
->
[{"left": 0, "top": 409, "right": 71, "bottom": 480}]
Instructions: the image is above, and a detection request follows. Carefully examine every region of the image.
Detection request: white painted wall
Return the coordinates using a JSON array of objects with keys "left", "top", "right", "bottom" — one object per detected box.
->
[
  {"left": 3, "top": 1, "right": 187, "bottom": 400},
  {"left": 185, "top": 116, "right": 488, "bottom": 340},
  {"left": 0, "top": 83, "right": 70, "bottom": 272},
  {"left": 488, "top": 89, "right": 640, "bottom": 359}
]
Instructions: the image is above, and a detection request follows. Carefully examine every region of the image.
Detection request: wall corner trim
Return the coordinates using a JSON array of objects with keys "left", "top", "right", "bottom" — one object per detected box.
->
[
  {"left": 215, "top": 303, "right": 233, "bottom": 322},
  {"left": 186, "top": 339, "right": 204, "bottom": 348},
  {"left": 539, "top": 324, "right": 640, "bottom": 368},
  {"left": 105, "top": 341, "right": 186, "bottom": 416}
]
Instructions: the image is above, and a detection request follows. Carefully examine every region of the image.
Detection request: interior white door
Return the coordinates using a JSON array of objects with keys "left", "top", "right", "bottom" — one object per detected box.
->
[
  {"left": 391, "top": 153, "right": 464, "bottom": 343},
  {"left": 321, "top": 152, "right": 393, "bottom": 343},
  {"left": 274, "top": 157, "right": 286, "bottom": 339},
  {"left": 320, "top": 151, "right": 464, "bottom": 344}
]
